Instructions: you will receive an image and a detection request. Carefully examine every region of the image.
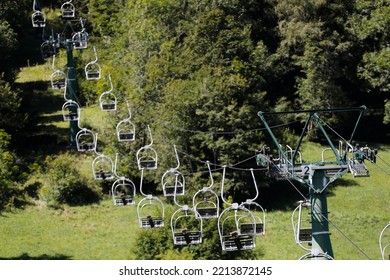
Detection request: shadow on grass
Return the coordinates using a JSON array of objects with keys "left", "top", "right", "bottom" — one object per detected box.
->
[
  {"left": 258, "top": 180, "right": 310, "bottom": 212},
  {"left": 14, "top": 80, "right": 72, "bottom": 154},
  {"left": 0, "top": 253, "right": 72, "bottom": 260},
  {"left": 18, "top": 81, "right": 64, "bottom": 116},
  {"left": 258, "top": 176, "right": 360, "bottom": 211}
]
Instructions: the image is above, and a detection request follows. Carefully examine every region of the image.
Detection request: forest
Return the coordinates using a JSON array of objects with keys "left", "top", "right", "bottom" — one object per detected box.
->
[{"left": 0, "top": 0, "right": 390, "bottom": 260}]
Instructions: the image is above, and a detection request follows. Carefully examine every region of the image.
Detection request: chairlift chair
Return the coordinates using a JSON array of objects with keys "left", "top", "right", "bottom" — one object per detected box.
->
[
  {"left": 379, "top": 222, "right": 390, "bottom": 260},
  {"left": 136, "top": 125, "right": 158, "bottom": 169},
  {"left": 85, "top": 46, "right": 101, "bottom": 80},
  {"left": 50, "top": 70, "right": 67, "bottom": 90},
  {"left": 92, "top": 154, "right": 114, "bottom": 180},
  {"left": 62, "top": 100, "right": 79, "bottom": 121},
  {"left": 218, "top": 203, "right": 256, "bottom": 251},
  {"left": 162, "top": 169, "right": 185, "bottom": 196},
  {"left": 99, "top": 91, "right": 117, "bottom": 111},
  {"left": 72, "top": 30, "right": 88, "bottom": 50},
  {"left": 171, "top": 205, "right": 203, "bottom": 245},
  {"left": 292, "top": 200, "right": 312, "bottom": 251},
  {"left": 116, "top": 120, "right": 135, "bottom": 142},
  {"left": 111, "top": 177, "right": 136, "bottom": 206},
  {"left": 85, "top": 62, "right": 101, "bottom": 80},
  {"left": 61, "top": 1, "right": 76, "bottom": 19},
  {"left": 239, "top": 200, "right": 266, "bottom": 235},
  {"left": 75, "top": 128, "right": 96, "bottom": 152},
  {"left": 116, "top": 100, "right": 135, "bottom": 141},
  {"left": 41, "top": 41, "right": 56, "bottom": 59},
  {"left": 136, "top": 146, "right": 158, "bottom": 170},
  {"left": 192, "top": 188, "right": 219, "bottom": 219},
  {"left": 299, "top": 251, "right": 334, "bottom": 260},
  {"left": 192, "top": 161, "right": 219, "bottom": 219},
  {"left": 32, "top": 11, "right": 46, "bottom": 27},
  {"left": 237, "top": 169, "right": 266, "bottom": 235},
  {"left": 99, "top": 75, "right": 116, "bottom": 110},
  {"left": 137, "top": 195, "right": 164, "bottom": 228},
  {"left": 162, "top": 145, "right": 184, "bottom": 196}
]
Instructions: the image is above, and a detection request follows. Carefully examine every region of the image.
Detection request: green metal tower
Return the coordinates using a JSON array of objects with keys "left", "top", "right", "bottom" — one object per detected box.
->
[
  {"left": 257, "top": 106, "right": 368, "bottom": 259},
  {"left": 65, "top": 39, "right": 80, "bottom": 147}
]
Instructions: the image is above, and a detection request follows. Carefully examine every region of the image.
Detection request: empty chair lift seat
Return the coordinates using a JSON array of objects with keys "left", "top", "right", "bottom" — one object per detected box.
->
[
  {"left": 239, "top": 222, "right": 264, "bottom": 235},
  {"left": 196, "top": 207, "right": 218, "bottom": 218}
]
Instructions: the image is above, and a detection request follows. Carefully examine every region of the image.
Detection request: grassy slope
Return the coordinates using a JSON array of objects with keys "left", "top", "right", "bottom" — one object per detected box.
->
[{"left": 1, "top": 57, "right": 389, "bottom": 260}]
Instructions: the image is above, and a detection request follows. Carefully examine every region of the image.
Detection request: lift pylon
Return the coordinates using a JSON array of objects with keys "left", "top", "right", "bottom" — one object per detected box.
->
[{"left": 257, "top": 106, "right": 367, "bottom": 259}]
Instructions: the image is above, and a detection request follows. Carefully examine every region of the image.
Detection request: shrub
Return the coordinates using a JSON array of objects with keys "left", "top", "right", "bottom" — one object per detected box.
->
[{"left": 41, "top": 153, "right": 101, "bottom": 207}]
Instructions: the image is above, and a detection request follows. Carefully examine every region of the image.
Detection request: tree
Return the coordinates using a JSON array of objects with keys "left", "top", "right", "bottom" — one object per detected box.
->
[
  {"left": 275, "top": 0, "right": 356, "bottom": 111},
  {"left": 0, "top": 130, "right": 19, "bottom": 211},
  {"left": 0, "top": 77, "right": 25, "bottom": 139},
  {"left": 350, "top": 0, "right": 390, "bottom": 123}
]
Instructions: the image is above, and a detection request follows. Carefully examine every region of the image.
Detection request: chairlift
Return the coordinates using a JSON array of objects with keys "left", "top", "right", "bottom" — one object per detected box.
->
[
  {"left": 116, "top": 101, "right": 135, "bottom": 141},
  {"left": 99, "top": 91, "right": 117, "bottom": 111},
  {"left": 136, "top": 125, "right": 157, "bottom": 170},
  {"left": 72, "top": 20, "right": 88, "bottom": 50},
  {"left": 72, "top": 31, "right": 88, "bottom": 49},
  {"left": 136, "top": 169, "right": 164, "bottom": 228},
  {"left": 116, "top": 120, "right": 135, "bottom": 142},
  {"left": 92, "top": 154, "right": 114, "bottom": 180},
  {"left": 162, "top": 145, "right": 185, "bottom": 196},
  {"left": 171, "top": 205, "right": 203, "bottom": 245},
  {"left": 192, "top": 161, "right": 219, "bottom": 219},
  {"left": 218, "top": 166, "right": 256, "bottom": 251},
  {"left": 99, "top": 75, "right": 117, "bottom": 111},
  {"left": 50, "top": 57, "right": 66, "bottom": 90},
  {"left": 41, "top": 41, "right": 56, "bottom": 59},
  {"left": 162, "top": 169, "right": 185, "bottom": 197},
  {"left": 32, "top": 11, "right": 46, "bottom": 28},
  {"left": 137, "top": 195, "right": 165, "bottom": 228},
  {"left": 299, "top": 251, "right": 334, "bottom": 260},
  {"left": 237, "top": 203, "right": 265, "bottom": 235},
  {"left": 193, "top": 189, "right": 219, "bottom": 219},
  {"left": 111, "top": 177, "right": 136, "bottom": 206},
  {"left": 238, "top": 168, "right": 266, "bottom": 236},
  {"left": 75, "top": 128, "right": 96, "bottom": 152},
  {"left": 85, "top": 46, "right": 101, "bottom": 80},
  {"left": 218, "top": 203, "right": 256, "bottom": 251},
  {"left": 292, "top": 200, "right": 312, "bottom": 251},
  {"left": 51, "top": 70, "right": 67, "bottom": 90},
  {"left": 170, "top": 172, "right": 202, "bottom": 245},
  {"left": 61, "top": 0, "right": 75, "bottom": 19},
  {"left": 137, "top": 146, "right": 158, "bottom": 170},
  {"left": 379, "top": 222, "right": 390, "bottom": 260},
  {"left": 62, "top": 100, "right": 79, "bottom": 121}
]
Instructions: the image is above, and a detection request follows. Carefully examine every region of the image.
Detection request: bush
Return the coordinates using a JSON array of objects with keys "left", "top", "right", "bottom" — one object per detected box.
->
[
  {"left": 55, "top": 178, "right": 100, "bottom": 206},
  {"left": 0, "top": 130, "right": 21, "bottom": 211},
  {"left": 41, "top": 153, "right": 101, "bottom": 207}
]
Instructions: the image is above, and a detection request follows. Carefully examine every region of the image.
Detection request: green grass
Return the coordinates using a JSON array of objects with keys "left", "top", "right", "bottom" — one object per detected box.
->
[
  {"left": 0, "top": 200, "right": 141, "bottom": 260},
  {"left": 16, "top": 63, "right": 52, "bottom": 83}
]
